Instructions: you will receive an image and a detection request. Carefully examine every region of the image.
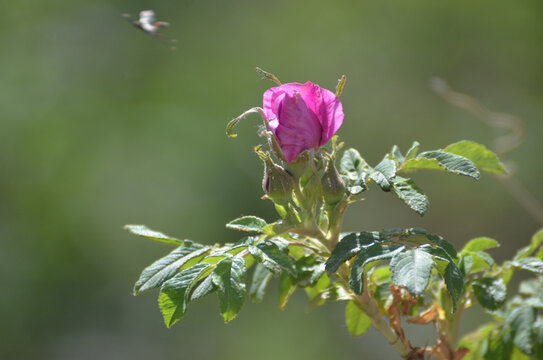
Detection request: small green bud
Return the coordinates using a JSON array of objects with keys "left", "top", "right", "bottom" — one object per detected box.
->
[
  {"left": 321, "top": 158, "right": 346, "bottom": 206},
  {"left": 262, "top": 156, "right": 295, "bottom": 206},
  {"left": 285, "top": 150, "right": 311, "bottom": 179}
]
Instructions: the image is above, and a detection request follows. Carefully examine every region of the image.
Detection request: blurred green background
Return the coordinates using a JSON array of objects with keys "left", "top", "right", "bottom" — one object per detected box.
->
[{"left": 1, "top": 0, "right": 542, "bottom": 359}]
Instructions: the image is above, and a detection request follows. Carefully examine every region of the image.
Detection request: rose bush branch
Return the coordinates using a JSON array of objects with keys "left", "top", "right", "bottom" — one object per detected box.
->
[{"left": 126, "top": 68, "right": 543, "bottom": 359}]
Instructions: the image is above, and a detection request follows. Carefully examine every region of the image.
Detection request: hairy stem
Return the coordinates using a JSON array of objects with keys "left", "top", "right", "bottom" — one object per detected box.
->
[
  {"left": 356, "top": 287, "right": 412, "bottom": 358},
  {"left": 326, "top": 201, "right": 348, "bottom": 249}
]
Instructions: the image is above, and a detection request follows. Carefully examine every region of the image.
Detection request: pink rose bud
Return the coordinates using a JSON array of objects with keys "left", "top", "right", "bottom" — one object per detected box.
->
[{"left": 263, "top": 82, "right": 344, "bottom": 163}]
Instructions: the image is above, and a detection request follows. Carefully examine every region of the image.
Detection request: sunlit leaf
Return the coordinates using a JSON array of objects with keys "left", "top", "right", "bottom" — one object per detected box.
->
[
  {"left": 404, "top": 141, "right": 420, "bottom": 161},
  {"left": 124, "top": 224, "right": 183, "bottom": 246},
  {"left": 339, "top": 148, "right": 369, "bottom": 194},
  {"left": 350, "top": 244, "right": 404, "bottom": 294},
  {"left": 390, "top": 249, "right": 434, "bottom": 296},
  {"left": 326, "top": 232, "right": 384, "bottom": 273},
  {"left": 158, "top": 263, "right": 210, "bottom": 327},
  {"left": 345, "top": 301, "right": 371, "bottom": 336},
  {"left": 390, "top": 145, "right": 405, "bottom": 164},
  {"left": 463, "top": 237, "right": 500, "bottom": 252},
  {"left": 212, "top": 256, "right": 247, "bottom": 323},
  {"left": 484, "top": 328, "right": 513, "bottom": 360},
  {"left": 249, "top": 240, "right": 296, "bottom": 275},
  {"left": 249, "top": 263, "right": 273, "bottom": 303},
  {"left": 444, "top": 262, "right": 464, "bottom": 311},
  {"left": 401, "top": 150, "right": 480, "bottom": 180},
  {"left": 473, "top": 277, "right": 507, "bottom": 311},
  {"left": 369, "top": 157, "right": 396, "bottom": 191},
  {"left": 444, "top": 140, "right": 506, "bottom": 174},
  {"left": 506, "top": 305, "right": 536, "bottom": 355},
  {"left": 512, "top": 257, "right": 543, "bottom": 275},
  {"left": 226, "top": 216, "right": 268, "bottom": 232},
  {"left": 278, "top": 273, "right": 296, "bottom": 310},
  {"left": 134, "top": 245, "right": 210, "bottom": 294},
  {"left": 390, "top": 176, "right": 428, "bottom": 216},
  {"left": 189, "top": 275, "right": 216, "bottom": 301},
  {"left": 514, "top": 229, "right": 543, "bottom": 261},
  {"left": 458, "top": 323, "right": 496, "bottom": 360}
]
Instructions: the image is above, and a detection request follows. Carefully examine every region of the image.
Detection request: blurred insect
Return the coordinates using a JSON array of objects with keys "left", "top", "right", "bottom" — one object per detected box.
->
[{"left": 122, "top": 10, "right": 177, "bottom": 50}]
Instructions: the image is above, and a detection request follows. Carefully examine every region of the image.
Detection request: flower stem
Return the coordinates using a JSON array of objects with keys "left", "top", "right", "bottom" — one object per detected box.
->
[
  {"left": 356, "top": 283, "right": 412, "bottom": 358},
  {"left": 326, "top": 201, "right": 348, "bottom": 249}
]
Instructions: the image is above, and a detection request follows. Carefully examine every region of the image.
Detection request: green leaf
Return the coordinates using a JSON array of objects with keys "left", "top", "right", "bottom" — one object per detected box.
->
[
  {"left": 506, "top": 306, "right": 536, "bottom": 355},
  {"left": 340, "top": 148, "right": 368, "bottom": 174},
  {"left": 458, "top": 323, "right": 496, "bottom": 360},
  {"left": 350, "top": 245, "right": 404, "bottom": 294},
  {"left": 402, "top": 150, "right": 480, "bottom": 180},
  {"left": 390, "top": 145, "right": 405, "bottom": 164},
  {"left": 425, "top": 233, "right": 458, "bottom": 260},
  {"left": 514, "top": 229, "right": 543, "bottom": 261},
  {"left": 390, "top": 249, "right": 434, "bottom": 296},
  {"left": 390, "top": 176, "right": 428, "bottom": 216},
  {"left": 326, "top": 232, "right": 384, "bottom": 273},
  {"left": 512, "top": 257, "right": 543, "bottom": 275},
  {"left": 485, "top": 328, "right": 513, "bottom": 360},
  {"left": 189, "top": 275, "right": 216, "bottom": 301},
  {"left": 461, "top": 250, "right": 495, "bottom": 274},
  {"left": 305, "top": 272, "right": 332, "bottom": 308},
  {"left": 345, "top": 301, "right": 371, "bottom": 336},
  {"left": 369, "top": 157, "right": 396, "bottom": 191},
  {"left": 396, "top": 228, "right": 457, "bottom": 259},
  {"left": 405, "top": 141, "right": 420, "bottom": 161},
  {"left": 374, "top": 157, "right": 397, "bottom": 179},
  {"left": 278, "top": 272, "right": 296, "bottom": 310},
  {"left": 473, "top": 277, "right": 506, "bottom": 311},
  {"left": 124, "top": 224, "right": 183, "bottom": 246},
  {"left": 226, "top": 216, "right": 267, "bottom": 232},
  {"left": 444, "top": 140, "right": 506, "bottom": 174},
  {"left": 444, "top": 262, "right": 464, "bottom": 311},
  {"left": 249, "top": 240, "right": 296, "bottom": 275},
  {"left": 339, "top": 148, "right": 369, "bottom": 194},
  {"left": 249, "top": 263, "right": 273, "bottom": 303},
  {"left": 535, "top": 320, "right": 543, "bottom": 358},
  {"left": 211, "top": 256, "right": 247, "bottom": 323},
  {"left": 158, "top": 263, "right": 210, "bottom": 327},
  {"left": 134, "top": 244, "right": 209, "bottom": 294},
  {"left": 293, "top": 256, "right": 326, "bottom": 287},
  {"left": 463, "top": 237, "right": 500, "bottom": 252}
]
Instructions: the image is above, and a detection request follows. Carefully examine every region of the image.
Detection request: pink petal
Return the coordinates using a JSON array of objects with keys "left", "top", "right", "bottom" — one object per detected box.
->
[
  {"left": 316, "top": 87, "right": 344, "bottom": 145},
  {"left": 275, "top": 92, "right": 322, "bottom": 162}
]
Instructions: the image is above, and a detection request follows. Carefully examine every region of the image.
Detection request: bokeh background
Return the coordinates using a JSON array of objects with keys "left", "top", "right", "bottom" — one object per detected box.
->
[{"left": 1, "top": 0, "right": 543, "bottom": 359}]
